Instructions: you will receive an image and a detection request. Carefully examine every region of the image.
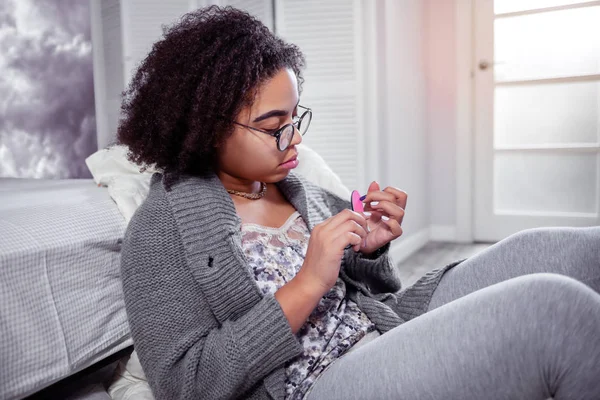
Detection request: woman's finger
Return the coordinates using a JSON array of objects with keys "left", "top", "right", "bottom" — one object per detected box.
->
[
  {"left": 333, "top": 218, "right": 369, "bottom": 251},
  {"left": 339, "top": 231, "right": 363, "bottom": 252},
  {"left": 364, "top": 209, "right": 382, "bottom": 224},
  {"left": 379, "top": 216, "right": 403, "bottom": 237},
  {"left": 383, "top": 186, "right": 408, "bottom": 210},
  {"left": 343, "top": 219, "right": 368, "bottom": 240},
  {"left": 368, "top": 201, "right": 405, "bottom": 225},
  {"left": 327, "top": 209, "right": 369, "bottom": 234},
  {"left": 362, "top": 190, "right": 396, "bottom": 207}
]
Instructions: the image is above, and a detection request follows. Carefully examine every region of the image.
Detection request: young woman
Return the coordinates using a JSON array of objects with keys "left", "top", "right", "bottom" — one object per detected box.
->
[{"left": 117, "top": 6, "right": 600, "bottom": 400}]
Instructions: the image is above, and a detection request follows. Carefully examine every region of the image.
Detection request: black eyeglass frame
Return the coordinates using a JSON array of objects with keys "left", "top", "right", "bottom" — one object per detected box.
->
[{"left": 232, "top": 105, "right": 312, "bottom": 151}]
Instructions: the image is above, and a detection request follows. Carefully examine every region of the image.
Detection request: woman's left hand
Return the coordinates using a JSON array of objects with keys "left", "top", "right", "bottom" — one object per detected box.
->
[{"left": 359, "top": 181, "right": 407, "bottom": 256}]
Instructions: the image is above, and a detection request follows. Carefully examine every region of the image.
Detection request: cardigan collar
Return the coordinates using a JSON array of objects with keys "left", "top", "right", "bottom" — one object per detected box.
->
[{"left": 159, "top": 170, "right": 314, "bottom": 255}]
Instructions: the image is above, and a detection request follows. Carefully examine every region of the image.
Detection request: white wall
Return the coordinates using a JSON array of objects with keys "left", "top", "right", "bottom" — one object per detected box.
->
[
  {"left": 380, "top": 0, "right": 432, "bottom": 260},
  {"left": 425, "top": 0, "right": 461, "bottom": 240},
  {"left": 384, "top": 0, "right": 474, "bottom": 258}
]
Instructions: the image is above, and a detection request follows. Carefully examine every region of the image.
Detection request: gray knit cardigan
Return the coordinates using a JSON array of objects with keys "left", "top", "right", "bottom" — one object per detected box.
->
[{"left": 120, "top": 171, "right": 463, "bottom": 400}]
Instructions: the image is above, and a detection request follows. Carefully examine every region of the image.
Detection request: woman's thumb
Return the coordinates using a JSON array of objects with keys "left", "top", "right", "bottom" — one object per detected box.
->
[{"left": 368, "top": 181, "right": 380, "bottom": 192}]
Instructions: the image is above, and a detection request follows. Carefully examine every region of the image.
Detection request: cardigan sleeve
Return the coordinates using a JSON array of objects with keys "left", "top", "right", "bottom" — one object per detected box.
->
[
  {"left": 120, "top": 196, "right": 303, "bottom": 399},
  {"left": 342, "top": 242, "right": 403, "bottom": 294}
]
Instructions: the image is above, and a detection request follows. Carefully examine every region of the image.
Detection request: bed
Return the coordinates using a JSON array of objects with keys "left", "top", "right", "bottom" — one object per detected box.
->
[{"left": 0, "top": 178, "right": 131, "bottom": 399}]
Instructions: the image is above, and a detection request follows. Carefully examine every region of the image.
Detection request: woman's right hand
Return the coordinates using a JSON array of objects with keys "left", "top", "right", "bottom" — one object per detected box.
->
[{"left": 298, "top": 209, "right": 369, "bottom": 293}]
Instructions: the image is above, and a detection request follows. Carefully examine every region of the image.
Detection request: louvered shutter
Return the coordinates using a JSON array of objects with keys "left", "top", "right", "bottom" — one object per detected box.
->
[
  {"left": 275, "top": 0, "right": 366, "bottom": 191},
  {"left": 120, "top": 0, "right": 191, "bottom": 87},
  {"left": 213, "top": 0, "right": 274, "bottom": 31}
]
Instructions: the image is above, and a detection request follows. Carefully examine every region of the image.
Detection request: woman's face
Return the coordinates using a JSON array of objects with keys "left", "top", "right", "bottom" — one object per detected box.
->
[{"left": 215, "top": 68, "right": 303, "bottom": 186}]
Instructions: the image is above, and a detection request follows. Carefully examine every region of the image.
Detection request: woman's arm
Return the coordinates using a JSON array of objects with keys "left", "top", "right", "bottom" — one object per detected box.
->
[
  {"left": 275, "top": 270, "right": 326, "bottom": 333},
  {"left": 120, "top": 201, "right": 304, "bottom": 399},
  {"left": 343, "top": 243, "right": 403, "bottom": 294},
  {"left": 275, "top": 270, "right": 329, "bottom": 334}
]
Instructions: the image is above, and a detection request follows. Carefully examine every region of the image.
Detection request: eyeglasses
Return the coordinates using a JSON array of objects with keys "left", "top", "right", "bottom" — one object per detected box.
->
[{"left": 233, "top": 105, "right": 312, "bottom": 151}]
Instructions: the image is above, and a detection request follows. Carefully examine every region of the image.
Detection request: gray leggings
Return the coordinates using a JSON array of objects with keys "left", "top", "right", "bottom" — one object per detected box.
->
[{"left": 306, "top": 226, "right": 600, "bottom": 400}]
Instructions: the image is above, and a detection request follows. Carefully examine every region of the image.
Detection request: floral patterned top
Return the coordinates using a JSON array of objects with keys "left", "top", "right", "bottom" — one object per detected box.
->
[{"left": 240, "top": 211, "right": 378, "bottom": 400}]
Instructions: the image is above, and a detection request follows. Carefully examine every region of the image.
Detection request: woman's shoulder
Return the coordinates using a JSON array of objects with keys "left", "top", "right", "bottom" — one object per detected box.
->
[
  {"left": 124, "top": 174, "right": 177, "bottom": 245},
  {"left": 124, "top": 172, "right": 232, "bottom": 250}
]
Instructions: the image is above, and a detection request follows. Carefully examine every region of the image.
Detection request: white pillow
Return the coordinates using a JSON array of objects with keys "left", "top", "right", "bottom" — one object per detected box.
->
[
  {"left": 108, "top": 351, "right": 154, "bottom": 400},
  {"left": 85, "top": 145, "right": 158, "bottom": 222},
  {"left": 85, "top": 144, "right": 351, "bottom": 222}
]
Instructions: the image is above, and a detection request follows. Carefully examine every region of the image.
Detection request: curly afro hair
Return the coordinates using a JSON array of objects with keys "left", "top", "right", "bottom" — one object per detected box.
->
[{"left": 116, "top": 5, "right": 305, "bottom": 185}]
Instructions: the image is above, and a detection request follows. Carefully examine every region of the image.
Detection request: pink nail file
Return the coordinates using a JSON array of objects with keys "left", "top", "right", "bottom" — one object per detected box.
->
[
  {"left": 351, "top": 190, "right": 364, "bottom": 213},
  {"left": 345, "top": 190, "right": 365, "bottom": 250}
]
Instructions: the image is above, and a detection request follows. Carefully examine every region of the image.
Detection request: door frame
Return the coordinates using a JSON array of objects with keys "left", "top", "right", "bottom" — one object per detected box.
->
[{"left": 455, "top": 0, "right": 475, "bottom": 243}]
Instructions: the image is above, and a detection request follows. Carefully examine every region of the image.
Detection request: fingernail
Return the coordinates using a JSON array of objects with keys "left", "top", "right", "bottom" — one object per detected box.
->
[
  {"left": 359, "top": 194, "right": 367, "bottom": 201},
  {"left": 381, "top": 215, "right": 390, "bottom": 221},
  {"left": 370, "top": 201, "right": 379, "bottom": 206},
  {"left": 363, "top": 211, "right": 372, "bottom": 217},
  {"left": 363, "top": 239, "right": 367, "bottom": 247}
]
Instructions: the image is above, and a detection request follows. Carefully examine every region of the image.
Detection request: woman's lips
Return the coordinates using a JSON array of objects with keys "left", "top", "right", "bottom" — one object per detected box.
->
[{"left": 279, "top": 156, "right": 299, "bottom": 169}]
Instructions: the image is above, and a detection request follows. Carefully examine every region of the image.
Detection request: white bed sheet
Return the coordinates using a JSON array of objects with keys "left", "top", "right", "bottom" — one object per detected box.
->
[{"left": 0, "top": 179, "right": 132, "bottom": 399}]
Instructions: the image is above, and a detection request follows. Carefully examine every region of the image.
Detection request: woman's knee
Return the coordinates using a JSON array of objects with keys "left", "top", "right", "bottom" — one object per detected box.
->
[
  {"left": 510, "top": 272, "right": 589, "bottom": 294},
  {"left": 505, "top": 226, "right": 563, "bottom": 246},
  {"left": 504, "top": 227, "right": 600, "bottom": 267},
  {"left": 435, "top": 273, "right": 596, "bottom": 332},
  {"left": 468, "top": 273, "right": 600, "bottom": 362},
  {"left": 500, "top": 273, "right": 599, "bottom": 319},
  {"left": 507, "top": 226, "right": 599, "bottom": 248}
]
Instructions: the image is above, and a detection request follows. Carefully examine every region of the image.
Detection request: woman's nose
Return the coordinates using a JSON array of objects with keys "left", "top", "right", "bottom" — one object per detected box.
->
[{"left": 290, "top": 125, "right": 303, "bottom": 146}]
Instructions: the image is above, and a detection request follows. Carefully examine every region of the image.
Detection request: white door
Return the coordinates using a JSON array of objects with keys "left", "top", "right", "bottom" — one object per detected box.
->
[{"left": 473, "top": 0, "right": 600, "bottom": 241}]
